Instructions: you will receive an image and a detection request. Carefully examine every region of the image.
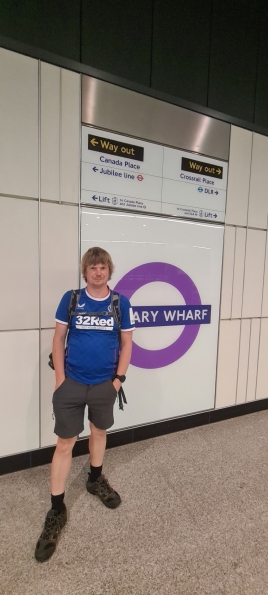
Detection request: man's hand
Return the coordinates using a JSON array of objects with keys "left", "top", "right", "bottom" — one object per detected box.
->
[
  {"left": 55, "top": 376, "right": 65, "bottom": 391},
  {"left": 52, "top": 323, "right": 68, "bottom": 392},
  {"left": 112, "top": 378, "right": 122, "bottom": 393}
]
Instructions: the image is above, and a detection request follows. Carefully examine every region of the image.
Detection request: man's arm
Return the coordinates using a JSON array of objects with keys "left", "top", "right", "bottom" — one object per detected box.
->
[
  {"left": 52, "top": 322, "right": 68, "bottom": 390},
  {"left": 113, "top": 330, "right": 133, "bottom": 392}
]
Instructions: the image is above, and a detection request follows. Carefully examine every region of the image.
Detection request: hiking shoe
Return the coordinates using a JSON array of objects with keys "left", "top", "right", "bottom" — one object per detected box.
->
[
  {"left": 86, "top": 474, "right": 121, "bottom": 509},
  {"left": 34, "top": 505, "right": 67, "bottom": 562}
]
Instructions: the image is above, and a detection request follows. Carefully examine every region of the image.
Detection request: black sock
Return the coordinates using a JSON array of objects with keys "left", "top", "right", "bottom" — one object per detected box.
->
[
  {"left": 51, "top": 492, "right": 65, "bottom": 514},
  {"left": 89, "top": 465, "right": 102, "bottom": 483}
]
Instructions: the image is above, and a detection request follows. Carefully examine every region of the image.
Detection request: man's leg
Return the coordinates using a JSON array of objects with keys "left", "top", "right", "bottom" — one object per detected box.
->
[
  {"left": 89, "top": 422, "right": 106, "bottom": 467},
  {"left": 35, "top": 375, "right": 86, "bottom": 562},
  {"left": 51, "top": 435, "right": 77, "bottom": 495},
  {"left": 86, "top": 423, "right": 121, "bottom": 508},
  {"left": 88, "top": 422, "right": 107, "bottom": 484},
  {"left": 35, "top": 436, "right": 77, "bottom": 563}
]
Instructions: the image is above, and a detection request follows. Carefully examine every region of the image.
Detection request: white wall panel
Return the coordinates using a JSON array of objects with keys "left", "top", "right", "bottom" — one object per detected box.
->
[
  {"left": 236, "top": 319, "right": 250, "bottom": 404},
  {"left": 242, "top": 230, "right": 266, "bottom": 318},
  {"left": 248, "top": 133, "right": 268, "bottom": 229},
  {"left": 60, "top": 69, "right": 80, "bottom": 204},
  {"left": 220, "top": 226, "right": 235, "bottom": 319},
  {"left": 246, "top": 318, "right": 260, "bottom": 402},
  {"left": 40, "top": 62, "right": 60, "bottom": 201},
  {"left": 231, "top": 227, "right": 246, "bottom": 319},
  {"left": 40, "top": 202, "right": 79, "bottom": 327},
  {"left": 256, "top": 318, "right": 268, "bottom": 400},
  {"left": 0, "top": 48, "right": 38, "bottom": 198},
  {"left": 225, "top": 126, "right": 252, "bottom": 227},
  {"left": 0, "top": 330, "right": 39, "bottom": 456},
  {"left": 0, "top": 197, "right": 39, "bottom": 330},
  {"left": 261, "top": 232, "right": 268, "bottom": 317},
  {"left": 215, "top": 320, "right": 240, "bottom": 408},
  {"left": 40, "top": 329, "right": 57, "bottom": 447}
]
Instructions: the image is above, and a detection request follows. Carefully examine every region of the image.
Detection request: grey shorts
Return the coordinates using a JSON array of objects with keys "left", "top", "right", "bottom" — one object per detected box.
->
[{"left": 52, "top": 376, "right": 117, "bottom": 439}]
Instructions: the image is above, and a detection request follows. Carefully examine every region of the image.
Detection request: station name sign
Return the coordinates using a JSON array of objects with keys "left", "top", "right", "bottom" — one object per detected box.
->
[
  {"left": 88, "top": 134, "right": 144, "bottom": 162},
  {"left": 181, "top": 157, "right": 223, "bottom": 179}
]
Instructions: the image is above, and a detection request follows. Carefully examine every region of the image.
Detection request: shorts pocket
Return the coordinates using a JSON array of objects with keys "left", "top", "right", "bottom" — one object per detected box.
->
[
  {"left": 110, "top": 380, "right": 118, "bottom": 396},
  {"left": 53, "top": 377, "right": 67, "bottom": 397}
]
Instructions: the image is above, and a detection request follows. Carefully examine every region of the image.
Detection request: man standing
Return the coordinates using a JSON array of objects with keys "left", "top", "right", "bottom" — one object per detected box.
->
[{"left": 35, "top": 247, "right": 135, "bottom": 562}]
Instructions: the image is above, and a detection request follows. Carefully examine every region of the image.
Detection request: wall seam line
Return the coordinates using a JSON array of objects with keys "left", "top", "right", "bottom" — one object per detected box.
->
[
  {"left": 38, "top": 60, "right": 42, "bottom": 449},
  {"left": 149, "top": 0, "right": 154, "bottom": 88},
  {"left": 245, "top": 319, "right": 252, "bottom": 403},
  {"left": 78, "top": 74, "right": 82, "bottom": 287},
  {"left": 253, "top": 0, "right": 262, "bottom": 125},
  {"left": 234, "top": 131, "right": 254, "bottom": 404},
  {"left": 213, "top": 225, "right": 225, "bottom": 409},
  {"left": 255, "top": 213, "right": 268, "bottom": 400},
  {"left": 230, "top": 226, "right": 237, "bottom": 319},
  {"left": 225, "top": 223, "right": 267, "bottom": 231},
  {"left": 206, "top": 0, "right": 214, "bottom": 108},
  {"left": 59, "top": 68, "right": 62, "bottom": 204}
]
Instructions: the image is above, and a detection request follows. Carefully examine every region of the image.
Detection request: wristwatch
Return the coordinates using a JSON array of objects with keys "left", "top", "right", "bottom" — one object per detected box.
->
[{"left": 113, "top": 374, "right": 126, "bottom": 383}]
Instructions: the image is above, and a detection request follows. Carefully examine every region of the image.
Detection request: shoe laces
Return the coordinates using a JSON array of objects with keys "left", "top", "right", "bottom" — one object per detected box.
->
[
  {"left": 42, "top": 514, "right": 62, "bottom": 540},
  {"left": 98, "top": 476, "right": 114, "bottom": 495}
]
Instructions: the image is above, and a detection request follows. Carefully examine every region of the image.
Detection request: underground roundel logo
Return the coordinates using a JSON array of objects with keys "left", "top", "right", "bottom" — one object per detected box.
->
[{"left": 114, "top": 262, "right": 211, "bottom": 370}]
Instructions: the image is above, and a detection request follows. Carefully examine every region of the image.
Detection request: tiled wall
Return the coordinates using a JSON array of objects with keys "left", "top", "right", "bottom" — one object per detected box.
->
[
  {"left": 1, "top": 47, "right": 268, "bottom": 458},
  {"left": 216, "top": 127, "right": 268, "bottom": 408},
  {"left": 0, "top": 48, "right": 80, "bottom": 456}
]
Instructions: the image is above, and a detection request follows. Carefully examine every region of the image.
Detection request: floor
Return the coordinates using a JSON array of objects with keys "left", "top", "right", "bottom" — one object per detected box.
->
[{"left": 1, "top": 410, "right": 268, "bottom": 595}]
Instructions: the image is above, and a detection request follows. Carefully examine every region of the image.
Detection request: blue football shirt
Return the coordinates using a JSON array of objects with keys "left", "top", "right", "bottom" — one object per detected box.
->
[{"left": 55, "top": 287, "right": 135, "bottom": 384}]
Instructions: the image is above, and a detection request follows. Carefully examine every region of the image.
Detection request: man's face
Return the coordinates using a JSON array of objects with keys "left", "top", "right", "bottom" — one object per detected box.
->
[{"left": 85, "top": 262, "right": 110, "bottom": 288}]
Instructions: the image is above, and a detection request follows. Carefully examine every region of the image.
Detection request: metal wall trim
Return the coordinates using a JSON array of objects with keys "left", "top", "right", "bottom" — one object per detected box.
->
[{"left": 81, "top": 76, "right": 230, "bottom": 161}]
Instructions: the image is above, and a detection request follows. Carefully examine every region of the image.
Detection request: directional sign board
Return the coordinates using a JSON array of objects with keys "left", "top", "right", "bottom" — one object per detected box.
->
[
  {"left": 162, "top": 147, "right": 227, "bottom": 221},
  {"left": 81, "top": 126, "right": 228, "bottom": 222},
  {"left": 181, "top": 157, "right": 223, "bottom": 179},
  {"left": 82, "top": 127, "right": 163, "bottom": 213},
  {"left": 88, "top": 133, "right": 144, "bottom": 161}
]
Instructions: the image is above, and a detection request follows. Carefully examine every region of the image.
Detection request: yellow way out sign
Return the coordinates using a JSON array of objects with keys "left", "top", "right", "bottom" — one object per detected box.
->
[
  {"left": 88, "top": 134, "right": 144, "bottom": 162},
  {"left": 181, "top": 157, "right": 223, "bottom": 179}
]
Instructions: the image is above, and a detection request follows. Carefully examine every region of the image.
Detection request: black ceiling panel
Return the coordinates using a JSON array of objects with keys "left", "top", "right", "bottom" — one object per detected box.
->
[
  {"left": 254, "top": 1, "right": 268, "bottom": 128},
  {"left": 0, "top": 0, "right": 81, "bottom": 61},
  {"left": 81, "top": 0, "right": 153, "bottom": 86},
  {"left": 151, "top": 0, "right": 212, "bottom": 106},
  {"left": 208, "top": 0, "right": 260, "bottom": 122}
]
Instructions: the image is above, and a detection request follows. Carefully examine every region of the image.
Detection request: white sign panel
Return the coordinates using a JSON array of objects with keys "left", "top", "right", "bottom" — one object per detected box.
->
[
  {"left": 162, "top": 148, "right": 227, "bottom": 221},
  {"left": 81, "top": 126, "right": 163, "bottom": 213},
  {"left": 81, "top": 208, "right": 224, "bottom": 430},
  {"left": 81, "top": 126, "right": 228, "bottom": 222}
]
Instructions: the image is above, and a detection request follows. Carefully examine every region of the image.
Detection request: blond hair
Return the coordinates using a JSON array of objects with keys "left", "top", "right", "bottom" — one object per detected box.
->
[{"left": 81, "top": 247, "right": 114, "bottom": 281}]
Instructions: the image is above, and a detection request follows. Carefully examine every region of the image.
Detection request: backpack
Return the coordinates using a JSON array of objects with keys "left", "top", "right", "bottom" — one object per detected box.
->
[{"left": 48, "top": 289, "right": 127, "bottom": 410}]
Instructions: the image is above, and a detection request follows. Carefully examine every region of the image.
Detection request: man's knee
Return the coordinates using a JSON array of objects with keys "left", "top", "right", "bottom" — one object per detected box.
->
[
  {"left": 90, "top": 422, "right": 106, "bottom": 438},
  {"left": 55, "top": 436, "right": 77, "bottom": 455}
]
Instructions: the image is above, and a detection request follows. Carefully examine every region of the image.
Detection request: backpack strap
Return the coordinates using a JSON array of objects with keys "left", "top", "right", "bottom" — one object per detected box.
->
[
  {"left": 117, "top": 386, "right": 127, "bottom": 411},
  {"left": 66, "top": 289, "right": 81, "bottom": 343},
  {"left": 110, "top": 290, "right": 121, "bottom": 348},
  {"left": 110, "top": 290, "right": 127, "bottom": 410}
]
